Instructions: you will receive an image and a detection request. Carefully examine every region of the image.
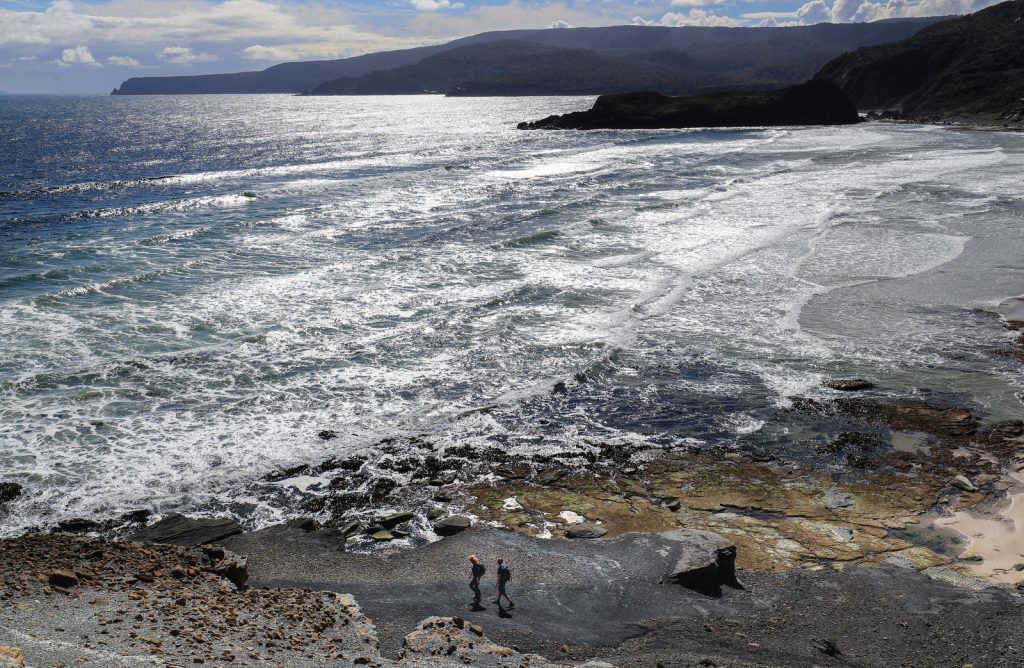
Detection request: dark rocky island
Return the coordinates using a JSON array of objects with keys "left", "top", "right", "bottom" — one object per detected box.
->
[
  {"left": 817, "top": 0, "right": 1024, "bottom": 125},
  {"left": 517, "top": 79, "right": 861, "bottom": 130}
]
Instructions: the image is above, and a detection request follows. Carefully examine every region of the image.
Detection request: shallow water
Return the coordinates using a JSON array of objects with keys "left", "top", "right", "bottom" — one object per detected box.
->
[{"left": 1, "top": 94, "right": 1022, "bottom": 533}]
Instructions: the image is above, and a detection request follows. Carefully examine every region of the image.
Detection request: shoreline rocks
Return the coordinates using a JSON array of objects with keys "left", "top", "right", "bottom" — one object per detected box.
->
[
  {"left": 132, "top": 512, "right": 243, "bottom": 547},
  {"left": 518, "top": 80, "right": 861, "bottom": 130},
  {"left": 0, "top": 483, "right": 21, "bottom": 505}
]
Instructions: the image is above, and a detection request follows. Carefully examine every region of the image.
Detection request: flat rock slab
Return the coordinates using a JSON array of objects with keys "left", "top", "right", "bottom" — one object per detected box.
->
[
  {"left": 224, "top": 526, "right": 741, "bottom": 654},
  {"left": 219, "top": 525, "right": 1024, "bottom": 665},
  {"left": 132, "top": 512, "right": 242, "bottom": 547}
]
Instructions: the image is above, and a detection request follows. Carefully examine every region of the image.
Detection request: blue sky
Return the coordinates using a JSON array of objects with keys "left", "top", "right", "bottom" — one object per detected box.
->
[{"left": 0, "top": 0, "right": 1002, "bottom": 93}]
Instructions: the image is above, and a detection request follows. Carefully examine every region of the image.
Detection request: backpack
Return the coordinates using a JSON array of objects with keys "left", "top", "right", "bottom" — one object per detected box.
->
[
  {"left": 473, "top": 563, "right": 486, "bottom": 578},
  {"left": 499, "top": 564, "right": 511, "bottom": 582}
]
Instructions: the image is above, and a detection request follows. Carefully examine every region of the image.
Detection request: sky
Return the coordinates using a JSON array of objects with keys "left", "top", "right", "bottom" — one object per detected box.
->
[{"left": 0, "top": 0, "right": 1004, "bottom": 93}]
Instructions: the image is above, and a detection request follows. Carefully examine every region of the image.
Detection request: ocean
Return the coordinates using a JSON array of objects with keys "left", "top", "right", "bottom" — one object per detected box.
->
[{"left": 1, "top": 94, "right": 1022, "bottom": 536}]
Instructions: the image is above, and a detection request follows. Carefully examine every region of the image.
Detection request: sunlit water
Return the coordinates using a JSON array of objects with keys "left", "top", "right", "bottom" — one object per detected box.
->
[{"left": 1, "top": 94, "right": 1022, "bottom": 534}]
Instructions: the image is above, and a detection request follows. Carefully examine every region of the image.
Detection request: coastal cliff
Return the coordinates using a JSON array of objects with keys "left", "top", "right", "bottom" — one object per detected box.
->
[
  {"left": 816, "top": 0, "right": 1024, "bottom": 125},
  {"left": 517, "top": 79, "right": 860, "bottom": 130}
]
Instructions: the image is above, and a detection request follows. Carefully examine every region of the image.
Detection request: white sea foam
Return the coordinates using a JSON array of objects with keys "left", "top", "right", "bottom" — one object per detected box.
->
[{"left": 2, "top": 101, "right": 1022, "bottom": 534}]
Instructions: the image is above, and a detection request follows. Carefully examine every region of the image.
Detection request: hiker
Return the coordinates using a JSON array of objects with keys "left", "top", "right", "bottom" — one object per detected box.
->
[
  {"left": 469, "top": 554, "right": 485, "bottom": 603},
  {"left": 494, "top": 558, "right": 514, "bottom": 608}
]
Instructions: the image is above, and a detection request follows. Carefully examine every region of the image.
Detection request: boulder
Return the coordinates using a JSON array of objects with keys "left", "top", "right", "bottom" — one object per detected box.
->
[
  {"left": 0, "top": 482, "right": 22, "bottom": 505},
  {"left": 340, "top": 520, "right": 362, "bottom": 536},
  {"left": 433, "top": 515, "right": 471, "bottom": 536},
  {"left": 56, "top": 518, "right": 103, "bottom": 533},
  {"left": 284, "top": 517, "right": 320, "bottom": 532},
  {"left": 662, "top": 529, "right": 738, "bottom": 592},
  {"left": 120, "top": 509, "right": 152, "bottom": 524},
  {"left": 48, "top": 569, "right": 79, "bottom": 588},
  {"left": 371, "top": 530, "right": 395, "bottom": 541},
  {"left": 951, "top": 475, "right": 978, "bottom": 492},
  {"left": 204, "top": 549, "right": 249, "bottom": 590},
  {"left": 132, "top": 513, "right": 242, "bottom": 547},
  {"left": 565, "top": 523, "right": 607, "bottom": 539},
  {"left": 824, "top": 378, "right": 874, "bottom": 391},
  {"left": 379, "top": 512, "right": 415, "bottom": 529},
  {"left": 534, "top": 467, "right": 566, "bottom": 485}
]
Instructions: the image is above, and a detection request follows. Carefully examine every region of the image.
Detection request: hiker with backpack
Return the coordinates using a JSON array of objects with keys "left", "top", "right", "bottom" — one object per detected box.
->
[
  {"left": 494, "top": 558, "right": 514, "bottom": 608},
  {"left": 468, "top": 555, "right": 485, "bottom": 604}
]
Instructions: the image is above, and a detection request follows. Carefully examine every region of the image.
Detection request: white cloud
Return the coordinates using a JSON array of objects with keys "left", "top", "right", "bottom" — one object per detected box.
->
[
  {"left": 56, "top": 44, "right": 100, "bottom": 66},
  {"left": 409, "top": 0, "right": 464, "bottom": 10},
  {"left": 107, "top": 54, "right": 140, "bottom": 66},
  {"left": 794, "top": 0, "right": 1002, "bottom": 23},
  {"left": 548, "top": 19, "right": 573, "bottom": 29},
  {"left": 637, "top": 9, "right": 741, "bottom": 27},
  {"left": 796, "top": 0, "right": 832, "bottom": 23},
  {"left": 241, "top": 44, "right": 291, "bottom": 60},
  {"left": 158, "top": 46, "right": 218, "bottom": 65}
]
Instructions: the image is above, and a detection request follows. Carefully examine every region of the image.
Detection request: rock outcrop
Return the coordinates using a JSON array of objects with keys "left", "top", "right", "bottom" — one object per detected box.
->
[
  {"left": 132, "top": 512, "right": 243, "bottom": 547},
  {"left": 0, "top": 483, "right": 21, "bottom": 505},
  {"left": 518, "top": 79, "right": 860, "bottom": 130}
]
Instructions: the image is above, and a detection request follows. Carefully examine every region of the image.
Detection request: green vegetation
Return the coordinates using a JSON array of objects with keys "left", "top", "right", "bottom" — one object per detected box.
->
[{"left": 816, "top": 0, "right": 1024, "bottom": 121}]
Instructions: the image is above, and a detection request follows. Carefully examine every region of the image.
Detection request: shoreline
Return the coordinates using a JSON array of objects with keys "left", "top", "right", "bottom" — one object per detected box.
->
[{"left": 4, "top": 368, "right": 1024, "bottom": 664}]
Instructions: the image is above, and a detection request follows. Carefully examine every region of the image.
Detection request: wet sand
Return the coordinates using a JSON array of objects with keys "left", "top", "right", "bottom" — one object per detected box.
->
[{"left": 937, "top": 471, "right": 1024, "bottom": 585}]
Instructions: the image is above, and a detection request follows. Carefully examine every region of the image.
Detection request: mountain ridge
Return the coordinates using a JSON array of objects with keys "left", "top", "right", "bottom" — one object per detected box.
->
[{"left": 112, "top": 19, "right": 942, "bottom": 97}]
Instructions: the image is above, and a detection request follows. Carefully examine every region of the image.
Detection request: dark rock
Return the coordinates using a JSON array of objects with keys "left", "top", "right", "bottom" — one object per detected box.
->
[
  {"left": 433, "top": 490, "right": 455, "bottom": 502},
  {"left": 132, "top": 513, "right": 243, "bottom": 547},
  {"left": 811, "top": 639, "right": 842, "bottom": 657},
  {"left": 836, "top": 398, "right": 977, "bottom": 438},
  {"left": 201, "top": 544, "right": 226, "bottom": 561},
  {"left": 370, "top": 477, "right": 398, "bottom": 499},
  {"left": 427, "top": 506, "right": 445, "bottom": 520},
  {"left": 284, "top": 517, "right": 320, "bottom": 532},
  {"left": 48, "top": 569, "right": 79, "bottom": 588},
  {"left": 133, "top": 571, "right": 155, "bottom": 583},
  {"left": 823, "top": 378, "right": 874, "bottom": 391},
  {"left": 987, "top": 420, "right": 1024, "bottom": 439},
  {"left": 205, "top": 550, "right": 248, "bottom": 589},
  {"left": 0, "top": 482, "right": 22, "bottom": 505},
  {"left": 519, "top": 80, "right": 860, "bottom": 130},
  {"left": 120, "top": 509, "right": 152, "bottom": 524},
  {"left": 821, "top": 431, "right": 887, "bottom": 454},
  {"left": 565, "top": 524, "right": 608, "bottom": 539},
  {"left": 433, "top": 515, "right": 472, "bottom": 536},
  {"left": 664, "top": 529, "right": 738, "bottom": 594},
  {"left": 534, "top": 468, "right": 566, "bottom": 485},
  {"left": 552, "top": 381, "right": 568, "bottom": 395},
  {"left": 56, "top": 518, "right": 102, "bottom": 533},
  {"left": 318, "top": 430, "right": 338, "bottom": 440},
  {"left": 340, "top": 520, "right": 362, "bottom": 536},
  {"left": 379, "top": 512, "right": 415, "bottom": 529}
]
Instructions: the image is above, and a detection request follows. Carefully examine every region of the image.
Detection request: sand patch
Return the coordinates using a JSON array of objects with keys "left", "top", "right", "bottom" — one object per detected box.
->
[{"left": 936, "top": 472, "right": 1024, "bottom": 585}]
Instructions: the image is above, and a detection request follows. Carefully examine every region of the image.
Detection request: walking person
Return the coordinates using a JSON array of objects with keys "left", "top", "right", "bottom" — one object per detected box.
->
[
  {"left": 493, "top": 558, "right": 514, "bottom": 608},
  {"left": 468, "top": 555, "right": 485, "bottom": 604}
]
